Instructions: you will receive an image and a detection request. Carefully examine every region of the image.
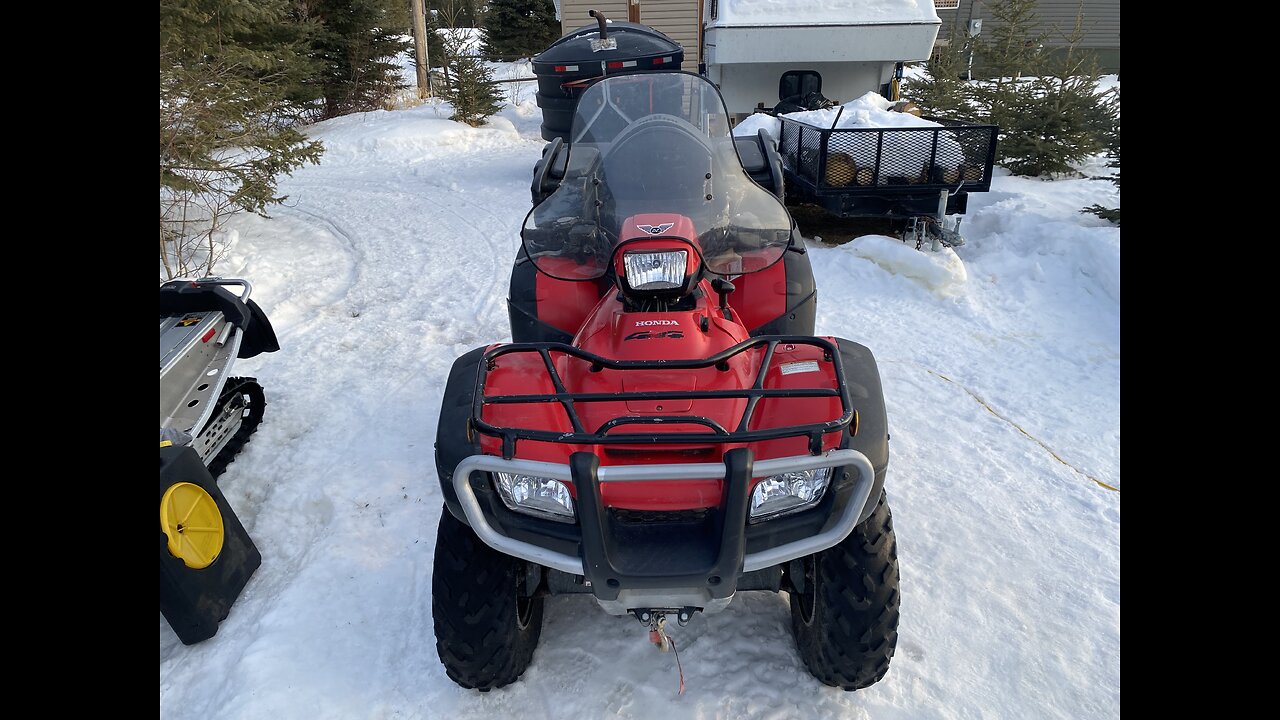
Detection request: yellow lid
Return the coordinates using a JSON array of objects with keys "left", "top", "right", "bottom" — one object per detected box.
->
[{"left": 159, "top": 482, "right": 224, "bottom": 569}]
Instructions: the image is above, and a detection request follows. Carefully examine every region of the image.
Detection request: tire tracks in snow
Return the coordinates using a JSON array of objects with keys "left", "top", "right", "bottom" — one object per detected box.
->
[
  {"left": 253, "top": 158, "right": 531, "bottom": 500},
  {"left": 412, "top": 169, "right": 524, "bottom": 333},
  {"left": 290, "top": 181, "right": 506, "bottom": 427},
  {"left": 884, "top": 359, "right": 1119, "bottom": 493},
  {"left": 272, "top": 202, "right": 364, "bottom": 316}
]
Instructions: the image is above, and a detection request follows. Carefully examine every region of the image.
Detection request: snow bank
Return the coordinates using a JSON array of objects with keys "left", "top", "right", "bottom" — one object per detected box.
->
[
  {"left": 305, "top": 103, "right": 522, "bottom": 165},
  {"left": 734, "top": 91, "right": 936, "bottom": 139},
  {"left": 964, "top": 172, "right": 1120, "bottom": 304},
  {"left": 711, "top": 0, "right": 939, "bottom": 26},
  {"left": 845, "top": 234, "right": 968, "bottom": 295}
]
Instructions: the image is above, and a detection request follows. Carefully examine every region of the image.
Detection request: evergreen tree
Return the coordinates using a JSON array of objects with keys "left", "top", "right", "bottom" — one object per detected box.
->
[
  {"left": 160, "top": 0, "right": 324, "bottom": 278},
  {"left": 297, "top": 0, "right": 412, "bottom": 119},
  {"left": 441, "top": 30, "right": 503, "bottom": 126},
  {"left": 422, "top": 0, "right": 483, "bottom": 86},
  {"left": 483, "top": 0, "right": 560, "bottom": 61},
  {"left": 430, "top": 0, "right": 481, "bottom": 27},
  {"left": 968, "top": 0, "right": 1117, "bottom": 176},
  {"left": 1085, "top": 119, "right": 1120, "bottom": 224},
  {"left": 902, "top": 34, "right": 973, "bottom": 121}
]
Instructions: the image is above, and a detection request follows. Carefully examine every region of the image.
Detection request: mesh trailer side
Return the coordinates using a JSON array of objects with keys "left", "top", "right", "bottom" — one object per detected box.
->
[{"left": 779, "top": 119, "right": 998, "bottom": 194}]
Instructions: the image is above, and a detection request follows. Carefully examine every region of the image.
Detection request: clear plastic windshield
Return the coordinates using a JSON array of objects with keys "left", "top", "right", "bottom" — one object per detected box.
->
[{"left": 522, "top": 72, "right": 793, "bottom": 281}]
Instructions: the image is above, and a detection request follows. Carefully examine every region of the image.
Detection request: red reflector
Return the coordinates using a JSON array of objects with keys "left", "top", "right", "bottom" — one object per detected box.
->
[{"left": 201, "top": 328, "right": 216, "bottom": 343}]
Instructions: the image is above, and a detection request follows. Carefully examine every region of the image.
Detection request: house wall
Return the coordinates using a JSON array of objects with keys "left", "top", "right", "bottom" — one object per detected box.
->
[
  {"left": 561, "top": 0, "right": 702, "bottom": 63},
  {"left": 943, "top": 0, "right": 1120, "bottom": 72},
  {"left": 633, "top": 0, "right": 701, "bottom": 62}
]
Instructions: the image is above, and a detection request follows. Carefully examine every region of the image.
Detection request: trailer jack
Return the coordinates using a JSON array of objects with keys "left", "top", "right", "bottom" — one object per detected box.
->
[{"left": 904, "top": 189, "right": 966, "bottom": 251}]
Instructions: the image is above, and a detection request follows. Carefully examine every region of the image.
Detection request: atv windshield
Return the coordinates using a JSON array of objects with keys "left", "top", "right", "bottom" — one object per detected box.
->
[{"left": 522, "top": 72, "right": 793, "bottom": 281}]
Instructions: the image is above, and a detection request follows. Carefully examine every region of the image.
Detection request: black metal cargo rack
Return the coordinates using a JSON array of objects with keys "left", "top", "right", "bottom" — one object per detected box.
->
[
  {"left": 472, "top": 336, "right": 855, "bottom": 458},
  {"left": 778, "top": 116, "right": 999, "bottom": 218}
]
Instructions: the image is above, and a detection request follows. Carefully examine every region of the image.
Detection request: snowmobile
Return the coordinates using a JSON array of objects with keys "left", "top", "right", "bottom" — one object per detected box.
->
[
  {"left": 159, "top": 277, "right": 278, "bottom": 645},
  {"left": 433, "top": 72, "right": 897, "bottom": 692},
  {"left": 159, "top": 277, "right": 279, "bottom": 476}
]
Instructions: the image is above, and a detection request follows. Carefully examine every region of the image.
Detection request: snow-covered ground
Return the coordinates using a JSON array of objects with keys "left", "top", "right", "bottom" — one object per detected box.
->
[{"left": 160, "top": 77, "right": 1119, "bottom": 718}]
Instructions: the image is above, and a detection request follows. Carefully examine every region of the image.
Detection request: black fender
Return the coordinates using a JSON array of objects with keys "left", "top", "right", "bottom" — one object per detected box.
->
[
  {"left": 238, "top": 298, "right": 280, "bottom": 359},
  {"left": 158, "top": 281, "right": 279, "bottom": 359},
  {"left": 435, "top": 347, "right": 487, "bottom": 524},
  {"left": 835, "top": 338, "right": 890, "bottom": 526},
  {"left": 507, "top": 249, "right": 576, "bottom": 345}
]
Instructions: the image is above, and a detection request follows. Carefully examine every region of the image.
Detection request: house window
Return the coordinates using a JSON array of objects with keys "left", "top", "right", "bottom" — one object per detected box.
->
[{"left": 934, "top": 0, "right": 960, "bottom": 9}]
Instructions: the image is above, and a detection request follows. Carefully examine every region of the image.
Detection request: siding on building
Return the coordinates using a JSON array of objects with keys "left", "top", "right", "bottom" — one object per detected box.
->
[
  {"left": 949, "top": 0, "right": 1118, "bottom": 47},
  {"left": 561, "top": 1, "right": 1117, "bottom": 70},
  {"left": 943, "top": 0, "right": 1119, "bottom": 70},
  {"left": 635, "top": 1, "right": 701, "bottom": 61},
  {"left": 560, "top": 0, "right": 630, "bottom": 36},
  {"left": 561, "top": 0, "right": 702, "bottom": 63}
]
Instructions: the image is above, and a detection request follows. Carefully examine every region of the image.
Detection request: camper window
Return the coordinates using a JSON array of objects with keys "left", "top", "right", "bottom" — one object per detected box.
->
[{"left": 779, "top": 71, "right": 822, "bottom": 102}]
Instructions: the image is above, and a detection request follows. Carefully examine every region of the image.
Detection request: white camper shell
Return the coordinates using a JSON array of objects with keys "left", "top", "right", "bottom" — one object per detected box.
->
[{"left": 702, "top": 0, "right": 942, "bottom": 117}]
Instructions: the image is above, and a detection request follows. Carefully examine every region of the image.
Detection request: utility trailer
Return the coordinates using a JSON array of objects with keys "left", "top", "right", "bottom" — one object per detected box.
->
[
  {"left": 777, "top": 116, "right": 998, "bottom": 247},
  {"left": 699, "top": 0, "right": 996, "bottom": 247},
  {"left": 534, "top": 7, "right": 996, "bottom": 249}
]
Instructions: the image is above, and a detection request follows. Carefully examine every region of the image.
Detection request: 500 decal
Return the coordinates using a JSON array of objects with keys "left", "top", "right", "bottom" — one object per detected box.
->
[{"left": 624, "top": 330, "right": 685, "bottom": 341}]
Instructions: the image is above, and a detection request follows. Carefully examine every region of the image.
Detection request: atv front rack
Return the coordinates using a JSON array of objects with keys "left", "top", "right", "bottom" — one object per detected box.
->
[{"left": 472, "top": 336, "right": 854, "bottom": 459}]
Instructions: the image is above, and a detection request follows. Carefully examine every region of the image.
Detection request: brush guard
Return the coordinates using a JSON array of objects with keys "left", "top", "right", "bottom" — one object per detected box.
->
[{"left": 451, "top": 447, "right": 875, "bottom": 611}]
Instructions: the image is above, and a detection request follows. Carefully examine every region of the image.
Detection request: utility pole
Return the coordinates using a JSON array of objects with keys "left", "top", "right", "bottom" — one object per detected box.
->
[{"left": 411, "top": 0, "right": 432, "bottom": 97}]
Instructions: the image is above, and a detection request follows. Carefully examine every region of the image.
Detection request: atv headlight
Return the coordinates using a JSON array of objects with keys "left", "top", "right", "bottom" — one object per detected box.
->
[
  {"left": 494, "top": 472, "right": 576, "bottom": 523},
  {"left": 624, "top": 250, "right": 687, "bottom": 291},
  {"left": 749, "top": 467, "right": 832, "bottom": 522}
]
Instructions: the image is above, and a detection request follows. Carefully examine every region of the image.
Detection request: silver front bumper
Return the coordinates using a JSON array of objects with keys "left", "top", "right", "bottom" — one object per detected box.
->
[{"left": 449, "top": 448, "right": 876, "bottom": 578}]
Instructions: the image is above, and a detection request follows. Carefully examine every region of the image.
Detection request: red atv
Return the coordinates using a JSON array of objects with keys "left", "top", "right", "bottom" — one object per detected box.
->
[{"left": 433, "top": 72, "right": 897, "bottom": 692}]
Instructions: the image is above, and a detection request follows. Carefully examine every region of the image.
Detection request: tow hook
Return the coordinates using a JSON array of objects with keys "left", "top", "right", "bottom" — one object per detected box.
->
[
  {"left": 648, "top": 614, "right": 672, "bottom": 652},
  {"left": 633, "top": 609, "right": 689, "bottom": 694},
  {"left": 633, "top": 609, "right": 672, "bottom": 651}
]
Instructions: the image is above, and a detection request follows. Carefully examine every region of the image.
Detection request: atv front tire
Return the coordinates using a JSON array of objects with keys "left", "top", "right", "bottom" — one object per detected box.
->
[
  {"left": 432, "top": 507, "right": 544, "bottom": 690},
  {"left": 788, "top": 491, "right": 900, "bottom": 690}
]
